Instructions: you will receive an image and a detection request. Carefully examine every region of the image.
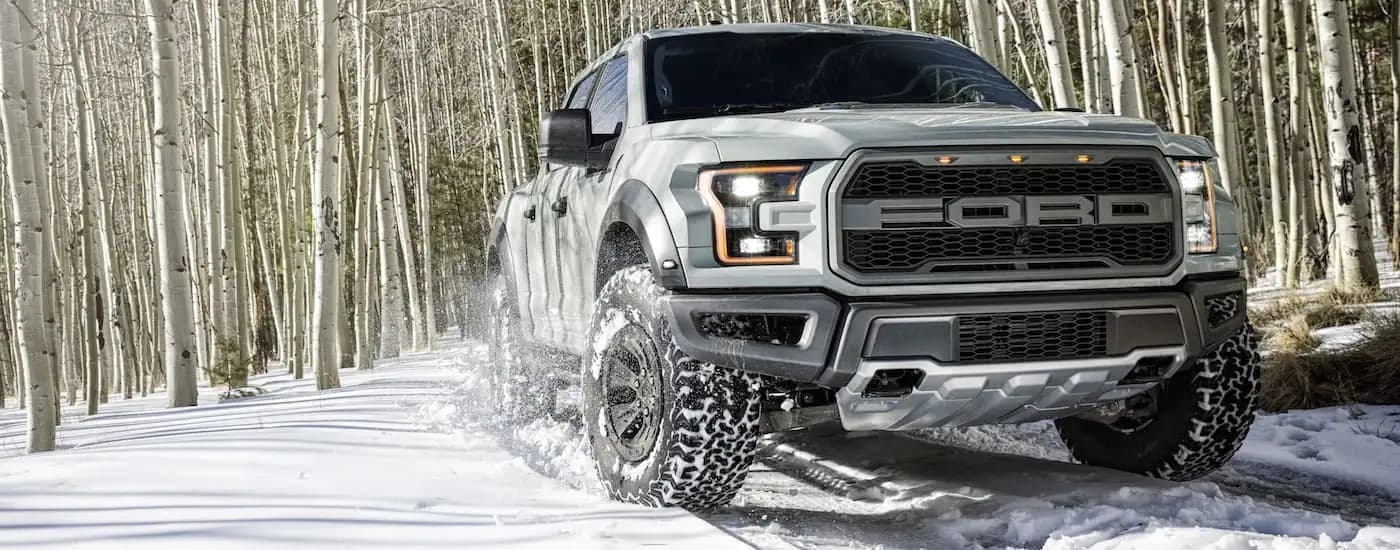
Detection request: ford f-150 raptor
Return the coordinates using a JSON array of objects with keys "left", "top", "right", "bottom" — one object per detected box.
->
[{"left": 486, "top": 23, "right": 1259, "bottom": 510}]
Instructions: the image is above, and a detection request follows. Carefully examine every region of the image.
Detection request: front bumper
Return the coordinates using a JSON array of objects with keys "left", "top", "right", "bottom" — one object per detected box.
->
[{"left": 665, "top": 276, "right": 1247, "bottom": 430}]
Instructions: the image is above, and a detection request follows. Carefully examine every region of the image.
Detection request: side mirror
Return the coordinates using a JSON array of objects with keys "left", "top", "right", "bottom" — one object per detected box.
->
[{"left": 540, "top": 109, "right": 592, "bottom": 167}]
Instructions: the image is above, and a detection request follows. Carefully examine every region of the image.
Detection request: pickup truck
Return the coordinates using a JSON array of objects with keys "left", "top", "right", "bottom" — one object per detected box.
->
[{"left": 486, "top": 23, "right": 1259, "bottom": 510}]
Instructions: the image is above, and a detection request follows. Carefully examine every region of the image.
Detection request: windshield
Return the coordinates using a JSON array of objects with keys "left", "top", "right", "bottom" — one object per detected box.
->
[{"left": 645, "top": 31, "right": 1039, "bottom": 121}]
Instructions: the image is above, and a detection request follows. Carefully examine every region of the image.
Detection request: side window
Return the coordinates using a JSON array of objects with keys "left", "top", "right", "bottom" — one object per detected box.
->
[
  {"left": 588, "top": 56, "right": 628, "bottom": 136},
  {"left": 566, "top": 71, "right": 598, "bottom": 109}
]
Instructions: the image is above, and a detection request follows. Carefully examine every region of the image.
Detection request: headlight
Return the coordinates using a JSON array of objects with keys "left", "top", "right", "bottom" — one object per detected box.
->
[
  {"left": 1175, "top": 159, "right": 1218, "bottom": 254},
  {"left": 698, "top": 165, "right": 806, "bottom": 265}
]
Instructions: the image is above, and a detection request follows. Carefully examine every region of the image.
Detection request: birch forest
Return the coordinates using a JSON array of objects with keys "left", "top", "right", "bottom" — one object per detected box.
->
[{"left": 2, "top": 0, "right": 1398, "bottom": 453}]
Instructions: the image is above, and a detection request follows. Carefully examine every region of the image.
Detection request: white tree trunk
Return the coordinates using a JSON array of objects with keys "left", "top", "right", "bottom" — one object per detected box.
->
[
  {"left": 1075, "top": 0, "right": 1097, "bottom": 110},
  {"left": 1258, "top": 0, "right": 1288, "bottom": 286},
  {"left": 310, "top": 0, "right": 344, "bottom": 390},
  {"left": 1204, "top": 0, "right": 1241, "bottom": 198},
  {"left": 1313, "top": 0, "right": 1379, "bottom": 288},
  {"left": 145, "top": 0, "right": 200, "bottom": 407},
  {"left": 382, "top": 97, "right": 425, "bottom": 350},
  {"left": 1, "top": 0, "right": 56, "bottom": 451},
  {"left": 964, "top": 0, "right": 1000, "bottom": 69},
  {"left": 1283, "top": 0, "right": 1314, "bottom": 286},
  {"left": 1391, "top": 1, "right": 1400, "bottom": 261},
  {"left": 1097, "top": 0, "right": 1141, "bottom": 117},
  {"left": 69, "top": 15, "right": 103, "bottom": 416},
  {"left": 374, "top": 54, "right": 404, "bottom": 360},
  {"left": 1035, "top": 0, "right": 1077, "bottom": 109}
]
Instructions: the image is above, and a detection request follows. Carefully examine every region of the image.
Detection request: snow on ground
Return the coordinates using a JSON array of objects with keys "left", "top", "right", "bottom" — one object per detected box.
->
[
  {"left": 434, "top": 344, "right": 1400, "bottom": 550},
  {"left": 0, "top": 338, "right": 746, "bottom": 549},
  {"left": 4, "top": 335, "right": 1399, "bottom": 549}
]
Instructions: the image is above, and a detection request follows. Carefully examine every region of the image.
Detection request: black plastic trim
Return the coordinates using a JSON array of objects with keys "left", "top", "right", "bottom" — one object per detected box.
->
[
  {"left": 666, "top": 293, "right": 842, "bottom": 382},
  {"left": 600, "top": 180, "right": 687, "bottom": 289}
]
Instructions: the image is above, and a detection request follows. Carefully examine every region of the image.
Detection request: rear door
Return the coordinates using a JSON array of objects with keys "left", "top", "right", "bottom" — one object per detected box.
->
[{"left": 548, "top": 55, "right": 630, "bottom": 351}]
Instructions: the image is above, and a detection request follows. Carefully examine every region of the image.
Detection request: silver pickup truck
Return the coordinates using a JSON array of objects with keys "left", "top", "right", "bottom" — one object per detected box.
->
[{"left": 486, "top": 23, "right": 1259, "bottom": 510}]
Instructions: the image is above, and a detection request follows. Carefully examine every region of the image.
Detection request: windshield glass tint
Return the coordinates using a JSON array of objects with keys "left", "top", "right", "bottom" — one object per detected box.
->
[{"left": 646, "top": 32, "right": 1039, "bottom": 120}]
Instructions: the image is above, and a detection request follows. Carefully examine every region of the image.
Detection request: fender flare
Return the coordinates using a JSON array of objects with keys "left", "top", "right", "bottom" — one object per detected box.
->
[{"left": 600, "top": 180, "right": 687, "bottom": 289}]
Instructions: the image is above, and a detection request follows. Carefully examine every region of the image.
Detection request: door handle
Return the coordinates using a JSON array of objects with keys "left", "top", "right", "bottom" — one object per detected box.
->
[
  {"left": 551, "top": 196, "right": 569, "bottom": 217},
  {"left": 523, "top": 205, "right": 537, "bottom": 222}
]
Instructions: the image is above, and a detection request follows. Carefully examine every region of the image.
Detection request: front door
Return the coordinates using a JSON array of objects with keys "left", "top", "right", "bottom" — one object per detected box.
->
[{"left": 547, "top": 55, "right": 629, "bottom": 352}]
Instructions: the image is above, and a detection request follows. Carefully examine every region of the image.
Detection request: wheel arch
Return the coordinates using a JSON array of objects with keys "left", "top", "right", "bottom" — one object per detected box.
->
[{"left": 596, "top": 180, "right": 687, "bottom": 293}]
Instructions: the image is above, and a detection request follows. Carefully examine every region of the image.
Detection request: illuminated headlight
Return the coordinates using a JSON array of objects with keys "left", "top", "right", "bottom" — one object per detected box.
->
[
  {"left": 1175, "top": 159, "right": 1218, "bottom": 254},
  {"left": 698, "top": 165, "right": 806, "bottom": 265}
]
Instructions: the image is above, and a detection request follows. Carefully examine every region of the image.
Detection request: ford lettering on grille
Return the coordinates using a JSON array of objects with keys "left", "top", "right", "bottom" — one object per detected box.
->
[{"left": 842, "top": 194, "right": 1174, "bottom": 230}]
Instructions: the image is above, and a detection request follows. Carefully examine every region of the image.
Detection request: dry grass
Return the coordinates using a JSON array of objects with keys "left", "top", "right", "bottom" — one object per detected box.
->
[
  {"left": 1321, "top": 286, "right": 1389, "bottom": 306},
  {"left": 1251, "top": 285, "right": 1375, "bottom": 334},
  {"left": 1265, "top": 317, "right": 1322, "bottom": 355},
  {"left": 1260, "top": 314, "right": 1400, "bottom": 412},
  {"left": 1251, "top": 295, "right": 1311, "bottom": 326},
  {"left": 1300, "top": 301, "right": 1367, "bottom": 330}
]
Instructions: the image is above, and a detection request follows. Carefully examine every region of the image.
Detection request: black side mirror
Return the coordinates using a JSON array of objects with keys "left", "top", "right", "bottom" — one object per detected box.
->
[
  {"left": 540, "top": 109, "right": 592, "bottom": 167},
  {"left": 540, "top": 109, "right": 613, "bottom": 170}
]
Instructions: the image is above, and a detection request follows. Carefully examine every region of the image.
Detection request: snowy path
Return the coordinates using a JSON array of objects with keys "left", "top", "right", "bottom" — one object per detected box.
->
[
  {"left": 4, "top": 338, "right": 1399, "bottom": 549},
  {"left": 0, "top": 339, "right": 746, "bottom": 549},
  {"left": 435, "top": 343, "right": 1400, "bottom": 550}
]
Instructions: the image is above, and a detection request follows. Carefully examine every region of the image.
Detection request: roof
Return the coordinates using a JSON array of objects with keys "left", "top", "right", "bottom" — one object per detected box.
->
[{"left": 642, "top": 22, "right": 949, "bottom": 42}]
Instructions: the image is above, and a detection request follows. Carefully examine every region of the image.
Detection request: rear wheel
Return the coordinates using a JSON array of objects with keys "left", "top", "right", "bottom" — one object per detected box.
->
[
  {"left": 487, "top": 272, "right": 552, "bottom": 425},
  {"left": 582, "top": 265, "right": 763, "bottom": 509},
  {"left": 1055, "top": 324, "right": 1261, "bottom": 481}
]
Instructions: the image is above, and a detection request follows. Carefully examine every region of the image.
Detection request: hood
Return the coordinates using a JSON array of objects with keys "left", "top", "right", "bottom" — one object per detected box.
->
[{"left": 647, "top": 107, "right": 1214, "bottom": 161}]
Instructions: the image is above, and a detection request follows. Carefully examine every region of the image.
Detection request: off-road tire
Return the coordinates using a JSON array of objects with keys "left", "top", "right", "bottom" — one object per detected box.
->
[
  {"left": 1055, "top": 323, "right": 1261, "bottom": 481},
  {"left": 583, "top": 264, "right": 763, "bottom": 509},
  {"left": 487, "top": 273, "right": 552, "bottom": 425}
]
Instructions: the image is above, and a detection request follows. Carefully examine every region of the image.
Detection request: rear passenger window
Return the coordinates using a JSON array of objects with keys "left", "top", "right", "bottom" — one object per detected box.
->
[
  {"left": 588, "top": 56, "right": 628, "bottom": 136},
  {"left": 566, "top": 71, "right": 598, "bottom": 109}
]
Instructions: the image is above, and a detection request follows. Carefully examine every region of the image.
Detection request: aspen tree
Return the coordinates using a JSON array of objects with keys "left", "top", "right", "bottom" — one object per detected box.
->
[
  {"left": 1283, "top": 0, "right": 1316, "bottom": 286},
  {"left": 143, "top": 0, "right": 199, "bottom": 407},
  {"left": 1035, "top": 0, "right": 1076, "bottom": 109},
  {"left": 1097, "top": 0, "right": 1141, "bottom": 117},
  {"left": 1313, "top": 0, "right": 1379, "bottom": 289},
  {"left": 1258, "top": 0, "right": 1288, "bottom": 285},
  {"left": 69, "top": 13, "right": 103, "bottom": 415},
  {"left": 1204, "top": 0, "right": 1241, "bottom": 198},
  {"left": 1391, "top": 0, "right": 1399, "bottom": 261},
  {"left": 2, "top": 0, "right": 57, "bottom": 451},
  {"left": 310, "top": 0, "right": 344, "bottom": 390}
]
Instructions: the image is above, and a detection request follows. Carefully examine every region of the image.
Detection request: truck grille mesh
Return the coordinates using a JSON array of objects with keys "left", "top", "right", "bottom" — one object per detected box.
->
[
  {"left": 958, "top": 311, "right": 1108, "bottom": 363},
  {"left": 843, "top": 224, "right": 1175, "bottom": 272},
  {"left": 842, "top": 159, "right": 1170, "bottom": 199}
]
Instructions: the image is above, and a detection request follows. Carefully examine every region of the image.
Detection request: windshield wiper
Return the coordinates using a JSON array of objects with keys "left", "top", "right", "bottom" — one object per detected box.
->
[
  {"left": 813, "top": 100, "right": 1023, "bottom": 110},
  {"left": 659, "top": 103, "right": 809, "bottom": 118}
]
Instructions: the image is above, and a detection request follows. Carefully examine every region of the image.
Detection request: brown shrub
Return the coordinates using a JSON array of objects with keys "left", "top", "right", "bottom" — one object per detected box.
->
[
  {"left": 1251, "top": 295, "right": 1311, "bottom": 326},
  {"left": 1300, "top": 302, "right": 1366, "bottom": 329},
  {"left": 1260, "top": 315, "right": 1400, "bottom": 412},
  {"left": 1266, "top": 317, "right": 1322, "bottom": 355},
  {"left": 1321, "top": 285, "right": 1388, "bottom": 306}
]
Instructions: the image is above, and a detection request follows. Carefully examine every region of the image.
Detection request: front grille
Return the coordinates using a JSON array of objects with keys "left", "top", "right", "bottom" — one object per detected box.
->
[
  {"left": 1205, "top": 292, "right": 1243, "bottom": 328},
  {"left": 843, "top": 158, "right": 1170, "bottom": 199},
  {"left": 844, "top": 224, "right": 1175, "bottom": 273},
  {"left": 958, "top": 311, "right": 1108, "bottom": 362}
]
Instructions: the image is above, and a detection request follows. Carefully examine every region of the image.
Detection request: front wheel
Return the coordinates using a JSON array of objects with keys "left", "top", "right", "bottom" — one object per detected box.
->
[
  {"left": 1055, "top": 324, "right": 1262, "bottom": 481},
  {"left": 582, "top": 265, "right": 763, "bottom": 509}
]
